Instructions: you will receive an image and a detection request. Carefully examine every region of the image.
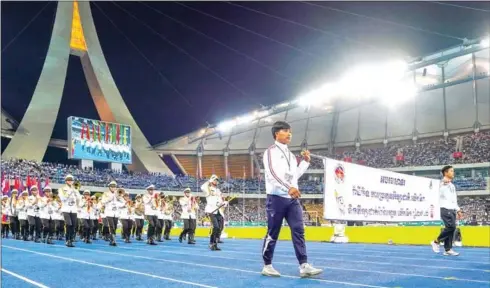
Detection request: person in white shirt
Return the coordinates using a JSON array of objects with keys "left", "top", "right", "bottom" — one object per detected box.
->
[
  {"left": 8, "top": 190, "right": 20, "bottom": 239},
  {"left": 179, "top": 188, "right": 197, "bottom": 244},
  {"left": 59, "top": 174, "right": 81, "bottom": 247},
  {"left": 156, "top": 192, "right": 165, "bottom": 242},
  {"left": 101, "top": 181, "right": 125, "bottom": 246},
  {"left": 26, "top": 186, "right": 42, "bottom": 243},
  {"left": 118, "top": 191, "right": 133, "bottom": 243},
  {"left": 142, "top": 184, "right": 158, "bottom": 245},
  {"left": 431, "top": 165, "right": 463, "bottom": 256},
  {"left": 16, "top": 191, "right": 30, "bottom": 240},
  {"left": 202, "top": 174, "right": 227, "bottom": 251},
  {"left": 261, "top": 121, "right": 322, "bottom": 278},
  {"left": 79, "top": 190, "right": 95, "bottom": 244},
  {"left": 90, "top": 196, "right": 99, "bottom": 240},
  {"left": 39, "top": 186, "right": 56, "bottom": 244},
  {"left": 161, "top": 194, "right": 174, "bottom": 241},
  {"left": 133, "top": 194, "right": 145, "bottom": 241}
]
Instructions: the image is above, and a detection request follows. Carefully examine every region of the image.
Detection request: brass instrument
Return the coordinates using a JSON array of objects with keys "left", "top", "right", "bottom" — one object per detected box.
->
[
  {"left": 127, "top": 200, "right": 133, "bottom": 214},
  {"left": 134, "top": 198, "right": 145, "bottom": 216},
  {"left": 117, "top": 188, "right": 126, "bottom": 200},
  {"left": 74, "top": 180, "right": 82, "bottom": 190},
  {"left": 164, "top": 195, "right": 177, "bottom": 205}
]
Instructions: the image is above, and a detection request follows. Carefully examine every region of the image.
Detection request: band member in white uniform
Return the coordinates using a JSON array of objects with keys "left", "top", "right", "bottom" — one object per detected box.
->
[
  {"left": 91, "top": 196, "right": 99, "bottom": 240},
  {"left": 143, "top": 184, "right": 158, "bottom": 245},
  {"left": 59, "top": 174, "right": 81, "bottom": 247},
  {"left": 16, "top": 191, "right": 30, "bottom": 240},
  {"left": 156, "top": 192, "right": 165, "bottom": 242},
  {"left": 26, "top": 186, "right": 42, "bottom": 243},
  {"left": 119, "top": 191, "right": 133, "bottom": 243},
  {"left": 202, "top": 175, "right": 228, "bottom": 251},
  {"left": 98, "top": 195, "right": 108, "bottom": 241},
  {"left": 7, "top": 190, "right": 20, "bottom": 240},
  {"left": 52, "top": 194, "right": 64, "bottom": 240},
  {"left": 133, "top": 194, "right": 145, "bottom": 241},
  {"left": 162, "top": 196, "right": 174, "bottom": 241},
  {"left": 39, "top": 186, "right": 56, "bottom": 244},
  {"left": 101, "top": 181, "right": 125, "bottom": 246},
  {"left": 79, "top": 190, "right": 95, "bottom": 244},
  {"left": 179, "top": 188, "right": 197, "bottom": 244}
]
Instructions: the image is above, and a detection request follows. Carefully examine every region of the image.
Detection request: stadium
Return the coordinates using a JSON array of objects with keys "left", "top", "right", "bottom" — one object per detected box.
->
[{"left": 1, "top": 1, "right": 490, "bottom": 288}]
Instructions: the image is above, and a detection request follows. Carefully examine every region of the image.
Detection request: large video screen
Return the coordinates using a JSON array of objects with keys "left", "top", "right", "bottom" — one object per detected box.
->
[{"left": 67, "top": 116, "right": 132, "bottom": 164}]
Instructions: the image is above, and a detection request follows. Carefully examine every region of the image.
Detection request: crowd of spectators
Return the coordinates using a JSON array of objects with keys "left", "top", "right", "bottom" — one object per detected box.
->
[{"left": 300, "top": 130, "right": 490, "bottom": 169}]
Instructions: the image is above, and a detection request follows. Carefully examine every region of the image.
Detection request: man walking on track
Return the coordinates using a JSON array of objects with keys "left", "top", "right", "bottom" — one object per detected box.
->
[
  {"left": 431, "top": 165, "right": 463, "bottom": 256},
  {"left": 261, "top": 121, "right": 323, "bottom": 278}
]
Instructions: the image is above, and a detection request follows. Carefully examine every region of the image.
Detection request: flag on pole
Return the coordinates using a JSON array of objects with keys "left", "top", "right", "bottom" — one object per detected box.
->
[{"left": 1, "top": 173, "right": 9, "bottom": 195}]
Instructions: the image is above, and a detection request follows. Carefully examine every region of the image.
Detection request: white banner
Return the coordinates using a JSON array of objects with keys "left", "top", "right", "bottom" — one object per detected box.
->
[{"left": 323, "top": 159, "right": 440, "bottom": 222}]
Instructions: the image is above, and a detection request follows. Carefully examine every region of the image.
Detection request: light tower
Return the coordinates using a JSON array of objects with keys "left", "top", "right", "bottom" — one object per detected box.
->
[{"left": 2, "top": 1, "right": 172, "bottom": 174}]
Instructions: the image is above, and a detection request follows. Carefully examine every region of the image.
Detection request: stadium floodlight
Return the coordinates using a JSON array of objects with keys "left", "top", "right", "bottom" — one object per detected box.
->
[
  {"left": 217, "top": 120, "right": 237, "bottom": 132},
  {"left": 297, "top": 83, "right": 338, "bottom": 107},
  {"left": 481, "top": 37, "right": 489, "bottom": 48}
]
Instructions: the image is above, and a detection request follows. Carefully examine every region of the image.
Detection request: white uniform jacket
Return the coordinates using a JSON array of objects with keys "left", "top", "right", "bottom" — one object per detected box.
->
[
  {"left": 143, "top": 193, "right": 158, "bottom": 216},
  {"left": 263, "top": 141, "right": 309, "bottom": 198},
  {"left": 26, "top": 195, "right": 42, "bottom": 217},
  {"left": 59, "top": 186, "right": 81, "bottom": 213},
  {"left": 118, "top": 203, "right": 132, "bottom": 220},
  {"left": 101, "top": 192, "right": 126, "bottom": 218},
  {"left": 8, "top": 198, "right": 17, "bottom": 217},
  {"left": 79, "top": 198, "right": 95, "bottom": 220},
  {"left": 161, "top": 202, "right": 173, "bottom": 221},
  {"left": 202, "top": 182, "right": 225, "bottom": 215},
  {"left": 16, "top": 198, "right": 28, "bottom": 220},
  {"left": 179, "top": 196, "right": 196, "bottom": 219},
  {"left": 39, "top": 197, "right": 58, "bottom": 220}
]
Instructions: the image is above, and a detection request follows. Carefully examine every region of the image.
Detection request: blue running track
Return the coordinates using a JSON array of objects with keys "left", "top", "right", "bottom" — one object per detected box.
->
[{"left": 2, "top": 237, "right": 489, "bottom": 288}]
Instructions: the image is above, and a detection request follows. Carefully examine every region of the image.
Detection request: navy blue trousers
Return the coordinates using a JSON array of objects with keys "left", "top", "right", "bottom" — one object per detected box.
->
[{"left": 262, "top": 195, "right": 307, "bottom": 265}]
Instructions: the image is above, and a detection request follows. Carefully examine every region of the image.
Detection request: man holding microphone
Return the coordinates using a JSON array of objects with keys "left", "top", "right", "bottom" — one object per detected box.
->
[
  {"left": 431, "top": 165, "right": 463, "bottom": 256},
  {"left": 261, "top": 121, "right": 322, "bottom": 278}
]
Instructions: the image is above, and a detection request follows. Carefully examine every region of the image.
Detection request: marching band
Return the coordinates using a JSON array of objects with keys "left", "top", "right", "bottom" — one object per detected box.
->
[{"left": 1, "top": 173, "right": 232, "bottom": 250}]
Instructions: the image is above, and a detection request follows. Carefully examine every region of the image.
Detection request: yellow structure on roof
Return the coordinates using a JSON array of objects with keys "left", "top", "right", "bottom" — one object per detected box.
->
[{"left": 70, "top": 1, "right": 87, "bottom": 51}]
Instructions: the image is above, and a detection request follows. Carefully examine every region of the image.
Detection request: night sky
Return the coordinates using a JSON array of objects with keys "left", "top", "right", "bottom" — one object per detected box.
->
[{"left": 2, "top": 1, "right": 489, "bottom": 147}]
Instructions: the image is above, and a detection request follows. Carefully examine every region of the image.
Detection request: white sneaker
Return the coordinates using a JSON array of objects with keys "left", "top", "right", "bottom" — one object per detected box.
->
[
  {"left": 299, "top": 263, "right": 323, "bottom": 278},
  {"left": 443, "top": 249, "right": 460, "bottom": 256},
  {"left": 262, "top": 265, "right": 281, "bottom": 277},
  {"left": 431, "top": 241, "right": 440, "bottom": 253}
]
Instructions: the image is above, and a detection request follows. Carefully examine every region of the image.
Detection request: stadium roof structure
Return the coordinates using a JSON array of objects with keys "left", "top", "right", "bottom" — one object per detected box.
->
[{"left": 153, "top": 37, "right": 490, "bottom": 155}]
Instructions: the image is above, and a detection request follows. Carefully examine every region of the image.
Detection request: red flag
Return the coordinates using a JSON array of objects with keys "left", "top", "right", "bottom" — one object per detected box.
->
[
  {"left": 26, "top": 175, "right": 31, "bottom": 189},
  {"left": 1, "top": 173, "right": 9, "bottom": 194},
  {"left": 14, "top": 177, "right": 20, "bottom": 191}
]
